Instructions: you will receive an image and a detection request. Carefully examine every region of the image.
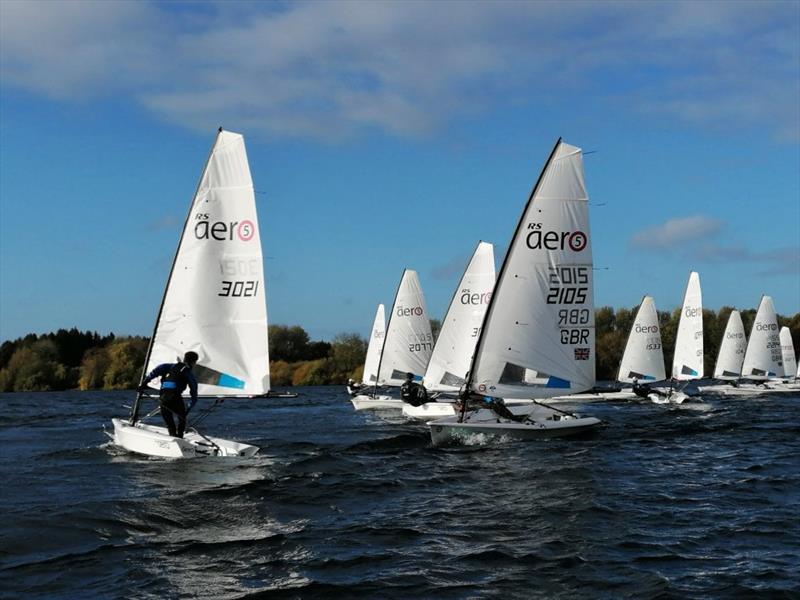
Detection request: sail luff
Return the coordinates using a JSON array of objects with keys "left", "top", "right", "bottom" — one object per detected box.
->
[
  {"left": 671, "top": 271, "right": 703, "bottom": 381},
  {"left": 377, "top": 270, "right": 434, "bottom": 387},
  {"left": 424, "top": 241, "right": 495, "bottom": 393},
  {"left": 469, "top": 139, "right": 595, "bottom": 399},
  {"left": 362, "top": 304, "right": 386, "bottom": 385},
  {"left": 466, "top": 139, "right": 563, "bottom": 395},
  {"left": 131, "top": 130, "right": 223, "bottom": 424},
  {"left": 742, "top": 295, "right": 783, "bottom": 379},
  {"left": 712, "top": 310, "right": 746, "bottom": 380},
  {"left": 617, "top": 295, "right": 666, "bottom": 383},
  {"left": 779, "top": 326, "right": 797, "bottom": 378}
]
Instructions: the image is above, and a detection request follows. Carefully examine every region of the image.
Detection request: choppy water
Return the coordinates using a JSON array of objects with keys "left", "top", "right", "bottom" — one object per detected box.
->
[{"left": 1, "top": 388, "right": 799, "bottom": 599}]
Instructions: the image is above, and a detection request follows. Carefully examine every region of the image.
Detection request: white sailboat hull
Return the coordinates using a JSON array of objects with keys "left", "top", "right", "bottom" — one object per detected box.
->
[
  {"left": 538, "top": 392, "right": 606, "bottom": 404},
  {"left": 648, "top": 391, "right": 689, "bottom": 404},
  {"left": 350, "top": 395, "right": 402, "bottom": 411},
  {"left": 428, "top": 405, "right": 601, "bottom": 445},
  {"left": 402, "top": 401, "right": 456, "bottom": 421},
  {"left": 112, "top": 418, "right": 258, "bottom": 458}
]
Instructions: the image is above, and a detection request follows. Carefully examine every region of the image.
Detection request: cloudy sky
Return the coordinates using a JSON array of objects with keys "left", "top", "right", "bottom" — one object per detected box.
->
[{"left": 1, "top": 0, "right": 798, "bottom": 342}]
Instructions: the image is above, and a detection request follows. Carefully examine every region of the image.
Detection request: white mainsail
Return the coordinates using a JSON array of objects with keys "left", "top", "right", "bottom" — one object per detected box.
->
[
  {"left": 779, "top": 326, "right": 797, "bottom": 379},
  {"left": 671, "top": 271, "right": 703, "bottom": 381},
  {"left": 378, "top": 269, "right": 434, "bottom": 386},
  {"left": 143, "top": 129, "right": 270, "bottom": 396},
  {"left": 713, "top": 310, "right": 746, "bottom": 380},
  {"left": 741, "top": 295, "right": 783, "bottom": 379},
  {"left": 617, "top": 296, "right": 665, "bottom": 383},
  {"left": 361, "top": 304, "right": 386, "bottom": 386},
  {"left": 469, "top": 139, "right": 595, "bottom": 400},
  {"left": 424, "top": 241, "right": 495, "bottom": 393}
]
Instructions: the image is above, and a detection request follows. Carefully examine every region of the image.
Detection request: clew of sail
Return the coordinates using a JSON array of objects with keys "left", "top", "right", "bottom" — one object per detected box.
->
[
  {"left": 144, "top": 130, "right": 270, "bottom": 397},
  {"left": 671, "top": 271, "right": 703, "bottom": 381},
  {"left": 469, "top": 140, "right": 595, "bottom": 400},
  {"left": 779, "top": 326, "right": 797, "bottom": 379},
  {"left": 362, "top": 304, "right": 386, "bottom": 386},
  {"left": 617, "top": 295, "right": 666, "bottom": 383},
  {"left": 378, "top": 270, "right": 434, "bottom": 386},
  {"left": 424, "top": 242, "right": 495, "bottom": 393},
  {"left": 713, "top": 310, "right": 746, "bottom": 380},
  {"left": 742, "top": 295, "right": 783, "bottom": 379}
]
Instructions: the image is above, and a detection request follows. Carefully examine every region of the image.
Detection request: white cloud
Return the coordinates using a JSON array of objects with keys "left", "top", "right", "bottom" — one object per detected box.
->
[
  {"left": 630, "top": 216, "right": 723, "bottom": 249},
  {"left": 1, "top": 0, "right": 798, "bottom": 141},
  {"left": 629, "top": 216, "right": 799, "bottom": 277}
]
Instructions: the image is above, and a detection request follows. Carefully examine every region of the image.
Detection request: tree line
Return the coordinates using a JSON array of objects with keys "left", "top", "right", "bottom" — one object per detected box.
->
[{"left": 1, "top": 309, "right": 797, "bottom": 393}]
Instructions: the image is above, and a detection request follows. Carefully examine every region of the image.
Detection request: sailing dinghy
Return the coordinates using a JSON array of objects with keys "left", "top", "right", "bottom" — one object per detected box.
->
[
  {"left": 734, "top": 295, "right": 791, "bottom": 394},
  {"left": 347, "top": 304, "right": 390, "bottom": 400},
  {"left": 649, "top": 271, "right": 702, "bottom": 404},
  {"left": 607, "top": 295, "right": 666, "bottom": 400},
  {"left": 428, "top": 139, "right": 601, "bottom": 445},
  {"left": 403, "top": 242, "right": 497, "bottom": 421},
  {"left": 112, "top": 129, "right": 268, "bottom": 458},
  {"left": 351, "top": 270, "right": 434, "bottom": 410},
  {"left": 697, "top": 310, "right": 747, "bottom": 395}
]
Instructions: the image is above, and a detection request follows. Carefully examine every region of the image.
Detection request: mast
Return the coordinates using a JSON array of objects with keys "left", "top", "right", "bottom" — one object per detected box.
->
[
  {"left": 460, "top": 138, "right": 563, "bottom": 421},
  {"left": 130, "top": 128, "right": 223, "bottom": 424},
  {"left": 373, "top": 269, "right": 405, "bottom": 398}
]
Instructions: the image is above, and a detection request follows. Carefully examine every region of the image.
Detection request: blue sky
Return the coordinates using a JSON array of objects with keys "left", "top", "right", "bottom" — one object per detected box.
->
[{"left": 1, "top": 0, "right": 798, "bottom": 343}]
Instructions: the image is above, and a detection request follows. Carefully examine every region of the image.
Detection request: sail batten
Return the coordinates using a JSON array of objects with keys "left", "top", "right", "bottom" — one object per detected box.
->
[{"left": 469, "top": 140, "right": 595, "bottom": 399}]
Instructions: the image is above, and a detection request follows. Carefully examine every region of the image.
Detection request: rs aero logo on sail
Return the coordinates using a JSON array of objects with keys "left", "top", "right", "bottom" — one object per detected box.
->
[
  {"left": 525, "top": 223, "right": 587, "bottom": 252},
  {"left": 194, "top": 213, "right": 255, "bottom": 242},
  {"left": 396, "top": 305, "right": 424, "bottom": 317}
]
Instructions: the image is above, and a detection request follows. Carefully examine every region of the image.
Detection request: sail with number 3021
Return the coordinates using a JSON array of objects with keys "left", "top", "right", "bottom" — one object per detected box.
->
[
  {"left": 111, "top": 129, "right": 268, "bottom": 458},
  {"left": 428, "top": 139, "right": 601, "bottom": 445}
]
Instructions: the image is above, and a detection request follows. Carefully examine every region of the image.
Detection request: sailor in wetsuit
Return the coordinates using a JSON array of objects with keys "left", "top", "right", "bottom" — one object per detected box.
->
[
  {"left": 632, "top": 379, "right": 651, "bottom": 399},
  {"left": 400, "top": 372, "right": 429, "bottom": 407},
  {"left": 140, "top": 351, "right": 199, "bottom": 438},
  {"left": 458, "top": 390, "right": 526, "bottom": 422}
]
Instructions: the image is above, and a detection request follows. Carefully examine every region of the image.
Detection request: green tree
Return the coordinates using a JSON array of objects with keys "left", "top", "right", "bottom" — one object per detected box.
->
[
  {"left": 328, "top": 333, "right": 367, "bottom": 381},
  {"left": 291, "top": 359, "right": 330, "bottom": 386},
  {"left": 269, "top": 360, "right": 294, "bottom": 386},
  {"left": 79, "top": 347, "right": 111, "bottom": 390},
  {"left": 103, "top": 338, "right": 149, "bottom": 389},
  {"left": 268, "top": 325, "right": 311, "bottom": 362}
]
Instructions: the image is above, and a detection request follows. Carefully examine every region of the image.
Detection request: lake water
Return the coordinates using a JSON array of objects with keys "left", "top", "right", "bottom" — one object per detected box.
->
[{"left": 1, "top": 388, "right": 799, "bottom": 599}]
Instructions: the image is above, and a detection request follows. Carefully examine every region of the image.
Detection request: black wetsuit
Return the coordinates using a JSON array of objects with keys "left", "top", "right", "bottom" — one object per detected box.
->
[
  {"left": 401, "top": 381, "right": 429, "bottom": 406},
  {"left": 143, "top": 362, "right": 198, "bottom": 438}
]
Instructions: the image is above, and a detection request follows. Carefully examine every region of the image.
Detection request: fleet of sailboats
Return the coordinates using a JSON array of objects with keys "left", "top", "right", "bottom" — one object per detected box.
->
[
  {"left": 350, "top": 269, "right": 434, "bottom": 411},
  {"left": 108, "top": 130, "right": 797, "bottom": 456}
]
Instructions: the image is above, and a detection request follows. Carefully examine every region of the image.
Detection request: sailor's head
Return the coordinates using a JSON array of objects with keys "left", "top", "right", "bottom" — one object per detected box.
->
[
  {"left": 405, "top": 372, "right": 414, "bottom": 381},
  {"left": 183, "top": 351, "right": 199, "bottom": 366},
  {"left": 348, "top": 378, "right": 354, "bottom": 384}
]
